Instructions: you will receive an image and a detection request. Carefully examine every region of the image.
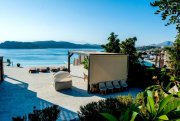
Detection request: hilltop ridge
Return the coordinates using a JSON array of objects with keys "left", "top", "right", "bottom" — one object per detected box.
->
[{"left": 0, "top": 41, "right": 101, "bottom": 49}]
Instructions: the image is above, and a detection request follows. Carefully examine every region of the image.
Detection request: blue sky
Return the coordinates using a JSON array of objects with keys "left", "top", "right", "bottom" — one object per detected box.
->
[{"left": 0, "top": 0, "right": 177, "bottom": 46}]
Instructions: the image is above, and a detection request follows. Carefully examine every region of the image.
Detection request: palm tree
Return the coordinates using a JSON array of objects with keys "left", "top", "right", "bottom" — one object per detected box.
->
[{"left": 101, "top": 32, "right": 120, "bottom": 53}]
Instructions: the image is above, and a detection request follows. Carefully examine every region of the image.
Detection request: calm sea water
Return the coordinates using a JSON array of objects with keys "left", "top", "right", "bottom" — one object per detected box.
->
[{"left": 0, "top": 48, "right": 102, "bottom": 67}]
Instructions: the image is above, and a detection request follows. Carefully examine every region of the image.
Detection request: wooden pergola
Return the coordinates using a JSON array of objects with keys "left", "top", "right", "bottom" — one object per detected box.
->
[
  {"left": 68, "top": 51, "right": 96, "bottom": 72},
  {"left": 68, "top": 51, "right": 128, "bottom": 93}
]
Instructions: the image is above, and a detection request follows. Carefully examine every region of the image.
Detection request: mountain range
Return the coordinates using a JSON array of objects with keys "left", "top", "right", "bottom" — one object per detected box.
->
[
  {"left": 0, "top": 41, "right": 101, "bottom": 49},
  {"left": 0, "top": 40, "right": 173, "bottom": 49},
  {"left": 136, "top": 41, "right": 174, "bottom": 51},
  {"left": 150, "top": 41, "right": 173, "bottom": 47}
]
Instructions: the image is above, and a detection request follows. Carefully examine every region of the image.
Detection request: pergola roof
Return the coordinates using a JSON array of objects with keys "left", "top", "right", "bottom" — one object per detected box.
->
[{"left": 69, "top": 50, "right": 123, "bottom": 56}]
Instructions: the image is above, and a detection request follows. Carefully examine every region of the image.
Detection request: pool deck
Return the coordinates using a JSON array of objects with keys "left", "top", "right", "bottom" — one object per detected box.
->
[{"left": 0, "top": 65, "right": 142, "bottom": 121}]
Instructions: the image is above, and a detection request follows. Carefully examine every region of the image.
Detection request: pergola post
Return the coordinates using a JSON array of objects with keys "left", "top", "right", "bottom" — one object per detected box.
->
[
  {"left": 68, "top": 51, "right": 73, "bottom": 73},
  {"left": 87, "top": 55, "right": 90, "bottom": 93}
]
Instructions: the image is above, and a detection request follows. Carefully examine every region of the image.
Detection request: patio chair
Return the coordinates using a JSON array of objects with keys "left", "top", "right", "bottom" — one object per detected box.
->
[
  {"left": 105, "top": 81, "right": 114, "bottom": 93},
  {"left": 119, "top": 80, "right": 128, "bottom": 90},
  {"left": 99, "top": 82, "right": 107, "bottom": 94},
  {"left": 90, "top": 83, "right": 98, "bottom": 93},
  {"left": 112, "top": 80, "right": 121, "bottom": 91}
]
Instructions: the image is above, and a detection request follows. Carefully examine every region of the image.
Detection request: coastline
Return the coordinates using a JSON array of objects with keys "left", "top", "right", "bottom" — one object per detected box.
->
[
  {"left": 0, "top": 48, "right": 102, "bottom": 67},
  {"left": 4, "top": 63, "right": 68, "bottom": 68}
]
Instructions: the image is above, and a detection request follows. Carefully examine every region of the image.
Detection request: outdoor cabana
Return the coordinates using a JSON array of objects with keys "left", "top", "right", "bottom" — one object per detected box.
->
[{"left": 68, "top": 51, "right": 128, "bottom": 92}]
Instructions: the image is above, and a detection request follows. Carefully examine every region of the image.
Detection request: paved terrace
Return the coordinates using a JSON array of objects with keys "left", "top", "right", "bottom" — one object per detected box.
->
[{"left": 0, "top": 65, "right": 142, "bottom": 121}]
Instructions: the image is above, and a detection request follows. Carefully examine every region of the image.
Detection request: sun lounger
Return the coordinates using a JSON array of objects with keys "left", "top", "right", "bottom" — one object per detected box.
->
[
  {"left": 60, "top": 66, "right": 68, "bottom": 71},
  {"left": 99, "top": 82, "right": 107, "bottom": 94},
  {"left": 106, "top": 82, "right": 114, "bottom": 93},
  {"left": 50, "top": 67, "right": 59, "bottom": 72},
  {"left": 53, "top": 71, "right": 72, "bottom": 91},
  {"left": 40, "top": 67, "right": 49, "bottom": 72},
  {"left": 112, "top": 80, "right": 121, "bottom": 91},
  {"left": 29, "top": 67, "right": 37, "bottom": 73},
  {"left": 119, "top": 80, "right": 128, "bottom": 90}
]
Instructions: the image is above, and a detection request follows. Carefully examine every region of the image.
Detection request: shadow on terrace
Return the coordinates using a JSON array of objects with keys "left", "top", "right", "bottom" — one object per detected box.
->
[
  {"left": 0, "top": 75, "right": 78, "bottom": 121},
  {"left": 60, "top": 86, "right": 142, "bottom": 98},
  {"left": 60, "top": 74, "right": 143, "bottom": 98}
]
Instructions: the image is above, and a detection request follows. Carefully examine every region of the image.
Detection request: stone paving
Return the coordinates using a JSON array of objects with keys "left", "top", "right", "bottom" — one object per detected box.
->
[{"left": 0, "top": 65, "right": 142, "bottom": 121}]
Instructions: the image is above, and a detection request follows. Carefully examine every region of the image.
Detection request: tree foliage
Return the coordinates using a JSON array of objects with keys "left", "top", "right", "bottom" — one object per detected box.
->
[
  {"left": 151, "top": 0, "right": 180, "bottom": 78},
  {"left": 165, "top": 35, "right": 180, "bottom": 78},
  {"left": 101, "top": 32, "right": 120, "bottom": 53},
  {"left": 151, "top": 0, "right": 180, "bottom": 32},
  {"left": 82, "top": 58, "right": 89, "bottom": 69},
  {"left": 102, "top": 32, "right": 138, "bottom": 65},
  {"left": 101, "top": 90, "right": 180, "bottom": 121},
  {"left": 78, "top": 96, "right": 133, "bottom": 121},
  {"left": 120, "top": 37, "right": 138, "bottom": 65},
  {"left": 12, "top": 105, "right": 60, "bottom": 121}
]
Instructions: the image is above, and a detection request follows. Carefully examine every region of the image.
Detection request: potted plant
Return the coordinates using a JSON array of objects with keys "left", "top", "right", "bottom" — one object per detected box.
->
[
  {"left": 7, "top": 59, "right": 11, "bottom": 66},
  {"left": 17, "top": 63, "right": 20, "bottom": 67}
]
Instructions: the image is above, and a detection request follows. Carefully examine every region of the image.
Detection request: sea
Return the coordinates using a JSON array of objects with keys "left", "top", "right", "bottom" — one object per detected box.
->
[
  {"left": 0, "top": 48, "right": 102, "bottom": 67},
  {"left": 0, "top": 48, "right": 153, "bottom": 67}
]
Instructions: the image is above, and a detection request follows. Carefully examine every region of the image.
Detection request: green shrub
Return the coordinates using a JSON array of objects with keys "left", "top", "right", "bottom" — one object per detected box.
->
[
  {"left": 78, "top": 96, "right": 135, "bottom": 121},
  {"left": 134, "top": 92, "right": 144, "bottom": 105},
  {"left": 12, "top": 105, "right": 60, "bottom": 121},
  {"left": 134, "top": 90, "right": 180, "bottom": 120},
  {"left": 141, "top": 90, "right": 180, "bottom": 120},
  {"left": 101, "top": 91, "right": 180, "bottom": 121},
  {"left": 127, "top": 64, "right": 164, "bottom": 89},
  {"left": 116, "top": 95, "right": 133, "bottom": 107},
  {"left": 82, "top": 58, "right": 89, "bottom": 69},
  {"left": 134, "top": 92, "right": 149, "bottom": 118},
  {"left": 78, "top": 98, "right": 123, "bottom": 121},
  {"left": 167, "top": 98, "right": 180, "bottom": 119},
  {"left": 78, "top": 101, "right": 105, "bottom": 121}
]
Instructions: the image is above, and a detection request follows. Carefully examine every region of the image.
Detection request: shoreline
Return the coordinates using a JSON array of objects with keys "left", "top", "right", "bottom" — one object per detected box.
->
[
  {"left": 3, "top": 61, "right": 70, "bottom": 68},
  {"left": 4, "top": 64, "right": 69, "bottom": 68}
]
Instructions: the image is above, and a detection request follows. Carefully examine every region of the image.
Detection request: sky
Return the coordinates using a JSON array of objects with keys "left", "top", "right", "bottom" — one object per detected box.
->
[{"left": 0, "top": 0, "right": 178, "bottom": 46}]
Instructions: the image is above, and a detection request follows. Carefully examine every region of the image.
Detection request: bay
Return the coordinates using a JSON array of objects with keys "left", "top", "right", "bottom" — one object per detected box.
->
[{"left": 0, "top": 48, "right": 102, "bottom": 67}]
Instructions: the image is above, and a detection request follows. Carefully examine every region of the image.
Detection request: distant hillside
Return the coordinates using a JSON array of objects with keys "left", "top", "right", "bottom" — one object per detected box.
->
[
  {"left": 150, "top": 41, "right": 173, "bottom": 47},
  {"left": 137, "top": 41, "right": 173, "bottom": 51},
  {"left": 0, "top": 41, "right": 101, "bottom": 49},
  {"left": 137, "top": 46, "right": 160, "bottom": 51}
]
